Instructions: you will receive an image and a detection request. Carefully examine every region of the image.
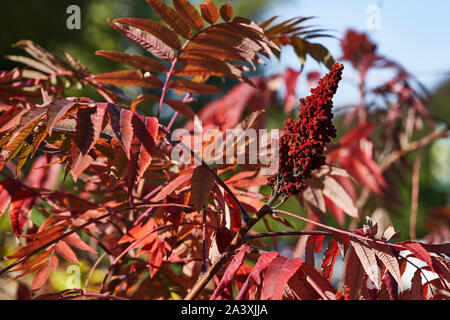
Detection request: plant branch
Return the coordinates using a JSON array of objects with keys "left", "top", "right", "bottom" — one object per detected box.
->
[
  {"left": 184, "top": 198, "right": 276, "bottom": 300},
  {"left": 244, "top": 230, "right": 331, "bottom": 242},
  {"left": 380, "top": 127, "right": 448, "bottom": 171},
  {"left": 167, "top": 93, "right": 191, "bottom": 131},
  {"left": 0, "top": 211, "right": 114, "bottom": 276},
  {"left": 273, "top": 209, "right": 407, "bottom": 250},
  {"left": 409, "top": 148, "right": 423, "bottom": 240},
  {"left": 160, "top": 125, "right": 250, "bottom": 223}
]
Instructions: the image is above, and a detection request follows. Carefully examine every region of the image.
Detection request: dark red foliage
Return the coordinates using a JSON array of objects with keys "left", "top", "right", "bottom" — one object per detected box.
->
[
  {"left": 340, "top": 29, "right": 377, "bottom": 66},
  {"left": 268, "top": 63, "right": 343, "bottom": 195},
  {"left": 0, "top": 0, "right": 448, "bottom": 301}
]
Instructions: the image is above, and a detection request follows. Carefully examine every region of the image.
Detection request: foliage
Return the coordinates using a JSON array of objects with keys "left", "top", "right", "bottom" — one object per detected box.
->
[{"left": 0, "top": 0, "right": 449, "bottom": 300}]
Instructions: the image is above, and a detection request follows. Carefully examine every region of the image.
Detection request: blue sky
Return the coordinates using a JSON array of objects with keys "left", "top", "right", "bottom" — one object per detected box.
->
[{"left": 261, "top": 0, "right": 450, "bottom": 107}]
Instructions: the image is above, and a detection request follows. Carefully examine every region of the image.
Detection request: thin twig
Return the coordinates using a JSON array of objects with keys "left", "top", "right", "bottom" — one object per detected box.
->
[
  {"left": 381, "top": 128, "right": 448, "bottom": 171},
  {"left": 0, "top": 212, "right": 114, "bottom": 276},
  {"left": 201, "top": 209, "right": 207, "bottom": 274},
  {"left": 184, "top": 199, "right": 276, "bottom": 300},
  {"left": 244, "top": 230, "right": 331, "bottom": 242},
  {"left": 167, "top": 93, "right": 191, "bottom": 131},
  {"left": 410, "top": 149, "right": 423, "bottom": 240},
  {"left": 160, "top": 125, "right": 250, "bottom": 223},
  {"left": 84, "top": 251, "right": 107, "bottom": 290},
  {"left": 273, "top": 209, "right": 406, "bottom": 250}
]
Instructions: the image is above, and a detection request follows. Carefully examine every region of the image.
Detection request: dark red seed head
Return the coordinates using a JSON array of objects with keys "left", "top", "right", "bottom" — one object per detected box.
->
[{"left": 268, "top": 63, "right": 343, "bottom": 196}]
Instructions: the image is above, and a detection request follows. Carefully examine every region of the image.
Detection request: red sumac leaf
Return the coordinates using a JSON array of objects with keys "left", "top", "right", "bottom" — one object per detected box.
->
[
  {"left": 173, "top": 0, "right": 204, "bottom": 31},
  {"left": 107, "top": 104, "right": 133, "bottom": 159},
  {"left": 409, "top": 268, "right": 424, "bottom": 300},
  {"left": 344, "top": 249, "right": 365, "bottom": 300},
  {"left": 287, "top": 272, "right": 318, "bottom": 300},
  {"left": 94, "top": 70, "right": 163, "bottom": 88},
  {"left": 109, "top": 20, "right": 175, "bottom": 60},
  {"left": 146, "top": 0, "right": 192, "bottom": 38},
  {"left": 71, "top": 103, "right": 106, "bottom": 181},
  {"left": 151, "top": 173, "right": 192, "bottom": 202},
  {"left": 46, "top": 98, "right": 78, "bottom": 135},
  {"left": 216, "top": 226, "right": 232, "bottom": 253},
  {"left": 164, "top": 99, "right": 196, "bottom": 120},
  {"left": 107, "top": 103, "right": 159, "bottom": 194},
  {"left": 114, "top": 17, "right": 182, "bottom": 50},
  {"left": 321, "top": 239, "right": 340, "bottom": 281},
  {"left": 127, "top": 113, "right": 159, "bottom": 196},
  {"left": 322, "top": 175, "right": 358, "bottom": 218},
  {"left": 0, "top": 179, "right": 14, "bottom": 215},
  {"left": 191, "top": 165, "right": 215, "bottom": 210},
  {"left": 31, "top": 255, "right": 58, "bottom": 291},
  {"left": 382, "top": 226, "right": 401, "bottom": 241},
  {"left": 305, "top": 235, "right": 325, "bottom": 266},
  {"left": 383, "top": 270, "right": 398, "bottom": 300},
  {"left": 200, "top": 0, "right": 220, "bottom": 25},
  {"left": 65, "top": 232, "right": 97, "bottom": 253},
  {"left": 350, "top": 239, "right": 380, "bottom": 289},
  {"left": 9, "top": 189, "right": 35, "bottom": 236},
  {"left": 148, "top": 241, "right": 165, "bottom": 278},
  {"left": 8, "top": 231, "right": 64, "bottom": 260},
  {"left": 54, "top": 240, "right": 79, "bottom": 264},
  {"left": 261, "top": 256, "right": 302, "bottom": 300},
  {"left": 219, "top": 3, "right": 233, "bottom": 22},
  {"left": 16, "top": 282, "right": 32, "bottom": 300},
  {"left": 402, "top": 242, "right": 435, "bottom": 272},
  {"left": 95, "top": 50, "right": 168, "bottom": 73},
  {"left": 169, "top": 79, "right": 222, "bottom": 94},
  {"left": 235, "top": 251, "right": 279, "bottom": 300},
  {"left": 421, "top": 243, "right": 450, "bottom": 256},
  {"left": 371, "top": 242, "right": 402, "bottom": 289},
  {"left": 299, "top": 263, "right": 337, "bottom": 298},
  {"left": 210, "top": 246, "right": 248, "bottom": 300}
]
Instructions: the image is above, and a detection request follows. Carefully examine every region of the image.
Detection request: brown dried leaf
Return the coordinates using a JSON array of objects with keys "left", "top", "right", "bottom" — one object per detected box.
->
[
  {"left": 168, "top": 79, "right": 222, "bottom": 94},
  {"left": 219, "top": 3, "right": 233, "bottom": 22},
  {"left": 109, "top": 20, "right": 175, "bottom": 61},
  {"left": 94, "top": 70, "right": 163, "bottom": 88},
  {"left": 114, "top": 17, "right": 181, "bottom": 50},
  {"left": 146, "top": 0, "right": 192, "bottom": 38},
  {"left": 96, "top": 50, "right": 168, "bottom": 73},
  {"left": 191, "top": 165, "right": 215, "bottom": 210},
  {"left": 200, "top": 0, "right": 220, "bottom": 25},
  {"left": 173, "top": 0, "right": 204, "bottom": 30}
]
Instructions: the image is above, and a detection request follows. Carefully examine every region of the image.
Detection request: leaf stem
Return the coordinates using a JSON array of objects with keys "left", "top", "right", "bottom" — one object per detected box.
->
[
  {"left": 157, "top": 40, "right": 191, "bottom": 119},
  {"left": 244, "top": 230, "right": 331, "bottom": 242},
  {"left": 184, "top": 198, "right": 277, "bottom": 300}
]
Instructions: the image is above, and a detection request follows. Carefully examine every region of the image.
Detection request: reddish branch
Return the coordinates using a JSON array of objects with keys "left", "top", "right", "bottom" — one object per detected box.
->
[
  {"left": 160, "top": 125, "right": 250, "bottom": 223},
  {"left": 185, "top": 63, "right": 346, "bottom": 299},
  {"left": 380, "top": 127, "right": 448, "bottom": 171},
  {"left": 0, "top": 211, "right": 114, "bottom": 276},
  {"left": 157, "top": 40, "right": 191, "bottom": 119},
  {"left": 184, "top": 203, "right": 274, "bottom": 300},
  {"left": 0, "top": 203, "right": 195, "bottom": 277},
  {"left": 244, "top": 230, "right": 331, "bottom": 242},
  {"left": 274, "top": 209, "right": 407, "bottom": 250},
  {"left": 409, "top": 149, "right": 423, "bottom": 240}
]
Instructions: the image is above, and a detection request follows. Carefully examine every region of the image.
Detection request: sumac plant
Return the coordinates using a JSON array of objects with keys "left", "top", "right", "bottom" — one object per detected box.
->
[{"left": 0, "top": 0, "right": 448, "bottom": 301}]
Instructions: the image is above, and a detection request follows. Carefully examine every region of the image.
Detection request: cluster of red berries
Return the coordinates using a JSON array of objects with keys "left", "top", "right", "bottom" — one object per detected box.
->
[
  {"left": 268, "top": 63, "right": 343, "bottom": 196},
  {"left": 340, "top": 30, "right": 377, "bottom": 66}
]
